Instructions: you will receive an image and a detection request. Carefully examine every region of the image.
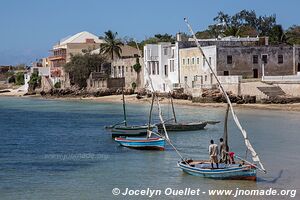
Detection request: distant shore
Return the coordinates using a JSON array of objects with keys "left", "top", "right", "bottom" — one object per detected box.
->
[{"left": 2, "top": 91, "right": 300, "bottom": 112}]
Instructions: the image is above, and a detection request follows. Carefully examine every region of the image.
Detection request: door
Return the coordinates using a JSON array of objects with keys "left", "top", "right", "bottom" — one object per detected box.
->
[
  {"left": 253, "top": 69, "right": 258, "bottom": 78},
  {"left": 298, "top": 63, "right": 300, "bottom": 72},
  {"left": 164, "top": 65, "right": 168, "bottom": 77}
]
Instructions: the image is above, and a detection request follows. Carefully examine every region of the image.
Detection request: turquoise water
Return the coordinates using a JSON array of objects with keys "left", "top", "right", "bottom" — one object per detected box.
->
[{"left": 0, "top": 97, "right": 299, "bottom": 200}]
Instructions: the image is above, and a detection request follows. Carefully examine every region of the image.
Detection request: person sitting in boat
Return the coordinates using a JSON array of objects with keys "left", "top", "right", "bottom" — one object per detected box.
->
[
  {"left": 228, "top": 152, "right": 235, "bottom": 164},
  {"left": 219, "top": 138, "right": 227, "bottom": 163},
  {"left": 209, "top": 140, "right": 219, "bottom": 169}
]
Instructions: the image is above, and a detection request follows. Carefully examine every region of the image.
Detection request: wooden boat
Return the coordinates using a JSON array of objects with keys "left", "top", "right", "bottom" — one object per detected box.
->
[
  {"left": 157, "top": 121, "right": 207, "bottom": 131},
  {"left": 106, "top": 89, "right": 155, "bottom": 137},
  {"left": 176, "top": 18, "right": 267, "bottom": 180},
  {"left": 177, "top": 160, "right": 256, "bottom": 180},
  {"left": 114, "top": 136, "right": 165, "bottom": 151},
  {"left": 156, "top": 94, "right": 219, "bottom": 132},
  {"left": 110, "top": 125, "right": 155, "bottom": 137}
]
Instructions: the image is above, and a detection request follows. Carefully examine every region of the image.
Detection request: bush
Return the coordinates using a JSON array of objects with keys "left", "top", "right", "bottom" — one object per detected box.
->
[
  {"left": 15, "top": 72, "right": 24, "bottom": 85},
  {"left": 131, "top": 82, "right": 137, "bottom": 90},
  {"left": 8, "top": 75, "right": 15, "bottom": 83},
  {"left": 133, "top": 58, "right": 141, "bottom": 73},
  {"left": 54, "top": 82, "right": 61, "bottom": 89}
]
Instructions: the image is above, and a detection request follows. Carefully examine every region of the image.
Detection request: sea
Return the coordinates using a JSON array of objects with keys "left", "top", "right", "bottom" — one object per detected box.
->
[{"left": 0, "top": 96, "right": 299, "bottom": 200}]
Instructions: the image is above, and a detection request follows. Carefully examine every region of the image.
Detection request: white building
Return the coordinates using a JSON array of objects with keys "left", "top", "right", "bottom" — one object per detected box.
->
[{"left": 143, "top": 42, "right": 179, "bottom": 92}]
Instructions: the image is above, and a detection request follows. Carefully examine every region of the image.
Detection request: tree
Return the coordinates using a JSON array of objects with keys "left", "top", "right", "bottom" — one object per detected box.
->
[
  {"left": 269, "top": 25, "right": 286, "bottom": 44},
  {"left": 15, "top": 72, "right": 24, "bottom": 85},
  {"left": 28, "top": 72, "right": 41, "bottom": 91},
  {"left": 100, "top": 30, "right": 124, "bottom": 60},
  {"left": 286, "top": 25, "right": 300, "bottom": 45},
  {"left": 63, "top": 53, "right": 108, "bottom": 88},
  {"left": 133, "top": 58, "right": 142, "bottom": 88}
]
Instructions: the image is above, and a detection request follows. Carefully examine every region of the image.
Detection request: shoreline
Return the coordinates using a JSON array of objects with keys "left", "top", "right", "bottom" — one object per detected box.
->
[{"left": 2, "top": 92, "right": 300, "bottom": 112}]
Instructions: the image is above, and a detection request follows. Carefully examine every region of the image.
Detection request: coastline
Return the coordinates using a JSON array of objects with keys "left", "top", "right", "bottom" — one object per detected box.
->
[{"left": 2, "top": 91, "right": 300, "bottom": 112}]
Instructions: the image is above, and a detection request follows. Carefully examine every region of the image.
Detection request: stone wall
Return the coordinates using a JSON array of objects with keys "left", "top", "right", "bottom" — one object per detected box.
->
[{"left": 217, "top": 46, "right": 299, "bottom": 78}]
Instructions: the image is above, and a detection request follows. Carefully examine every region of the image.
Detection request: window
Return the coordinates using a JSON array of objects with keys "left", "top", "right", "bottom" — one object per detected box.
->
[
  {"left": 187, "top": 58, "right": 190, "bottom": 65},
  {"left": 163, "top": 48, "right": 168, "bottom": 55},
  {"left": 253, "top": 55, "right": 258, "bottom": 64},
  {"left": 194, "top": 76, "right": 197, "bottom": 81},
  {"left": 152, "top": 62, "right": 155, "bottom": 74},
  {"left": 184, "top": 76, "right": 187, "bottom": 82},
  {"left": 224, "top": 71, "right": 229, "bottom": 76},
  {"left": 278, "top": 55, "right": 283, "bottom": 64},
  {"left": 262, "top": 55, "right": 268, "bottom": 64},
  {"left": 205, "top": 75, "right": 207, "bottom": 82},
  {"left": 126, "top": 66, "right": 128, "bottom": 72},
  {"left": 197, "top": 57, "right": 200, "bottom": 64},
  {"left": 209, "top": 57, "right": 212, "bottom": 65},
  {"left": 170, "top": 60, "right": 175, "bottom": 72},
  {"left": 131, "top": 66, "right": 133, "bottom": 73},
  {"left": 203, "top": 57, "right": 206, "bottom": 67},
  {"left": 227, "top": 55, "right": 232, "bottom": 64},
  {"left": 192, "top": 57, "right": 195, "bottom": 65},
  {"left": 121, "top": 66, "right": 124, "bottom": 77},
  {"left": 157, "top": 63, "right": 159, "bottom": 75},
  {"left": 182, "top": 59, "right": 185, "bottom": 65}
]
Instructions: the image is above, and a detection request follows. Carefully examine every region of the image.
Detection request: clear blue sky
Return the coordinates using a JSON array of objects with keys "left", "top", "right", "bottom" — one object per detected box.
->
[{"left": 0, "top": 0, "right": 299, "bottom": 65}]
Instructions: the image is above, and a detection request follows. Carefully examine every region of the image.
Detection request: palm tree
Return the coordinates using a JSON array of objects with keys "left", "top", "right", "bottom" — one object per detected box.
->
[{"left": 100, "top": 30, "right": 124, "bottom": 60}]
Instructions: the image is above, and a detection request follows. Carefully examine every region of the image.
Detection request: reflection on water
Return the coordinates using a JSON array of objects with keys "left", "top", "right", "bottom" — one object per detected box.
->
[{"left": 0, "top": 97, "right": 299, "bottom": 199}]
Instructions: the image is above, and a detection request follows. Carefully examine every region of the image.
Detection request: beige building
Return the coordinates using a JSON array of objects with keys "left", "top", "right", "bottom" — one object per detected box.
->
[
  {"left": 48, "top": 31, "right": 105, "bottom": 87},
  {"left": 179, "top": 46, "right": 217, "bottom": 93},
  {"left": 90, "top": 45, "right": 143, "bottom": 90}
]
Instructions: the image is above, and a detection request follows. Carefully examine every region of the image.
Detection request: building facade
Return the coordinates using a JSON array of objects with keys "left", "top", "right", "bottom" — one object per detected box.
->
[
  {"left": 48, "top": 31, "right": 105, "bottom": 88},
  {"left": 143, "top": 42, "right": 179, "bottom": 92},
  {"left": 179, "top": 37, "right": 300, "bottom": 92}
]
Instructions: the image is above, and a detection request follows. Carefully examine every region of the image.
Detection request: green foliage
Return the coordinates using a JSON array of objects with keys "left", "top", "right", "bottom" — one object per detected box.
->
[
  {"left": 268, "top": 25, "right": 286, "bottom": 44},
  {"left": 28, "top": 72, "right": 41, "bottom": 91},
  {"left": 63, "top": 53, "right": 108, "bottom": 88},
  {"left": 15, "top": 72, "right": 24, "bottom": 85},
  {"left": 131, "top": 82, "right": 137, "bottom": 90},
  {"left": 133, "top": 58, "right": 141, "bottom": 73},
  {"left": 286, "top": 25, "right": 300, "bottom": 45},
  {"left": 54, "top": 82, "right": 61, "bottom": 89},
  {"left": 8, "top": 75, "right": 15, "bottom": 83},
  {"left": 196, "top": 10, "right": 279, "bottom": 40},
  {"left": 100, "top": 30, "right": 124, "bottom": 60}
]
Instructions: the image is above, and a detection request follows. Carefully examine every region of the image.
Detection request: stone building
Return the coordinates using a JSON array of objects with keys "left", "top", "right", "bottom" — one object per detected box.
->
[{"left": 179, "top": 37, "right": 300, "bottom": 92}]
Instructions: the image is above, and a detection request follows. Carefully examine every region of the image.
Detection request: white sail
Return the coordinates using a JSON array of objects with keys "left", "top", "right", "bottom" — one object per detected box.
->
[{"left": 184, "top": 18, "right": 266, "bottom": 173}]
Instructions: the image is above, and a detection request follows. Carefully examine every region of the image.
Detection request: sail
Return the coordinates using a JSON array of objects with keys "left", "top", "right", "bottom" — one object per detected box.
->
[{"left": 184, "top": 18, "right": 266, "bottom": 173}]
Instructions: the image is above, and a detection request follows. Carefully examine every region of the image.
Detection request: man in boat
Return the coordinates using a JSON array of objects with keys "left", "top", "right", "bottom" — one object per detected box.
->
[
  {"left": 219, "top": 138, "right": 227, "bottom": 163},
  {"left": 209, "top": 140, "right": 219, "bottom": 169}
]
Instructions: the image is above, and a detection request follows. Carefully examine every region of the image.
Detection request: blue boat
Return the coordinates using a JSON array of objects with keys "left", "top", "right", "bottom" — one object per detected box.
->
[
  {"left": 177, "top": 160, "right": 257, "bottom": 181},
  {"left": 176, "top": 19, "right": 267, "bottom": 181},
  {"left": 114, "top": 137, "right": 165, "bottom": 151}
]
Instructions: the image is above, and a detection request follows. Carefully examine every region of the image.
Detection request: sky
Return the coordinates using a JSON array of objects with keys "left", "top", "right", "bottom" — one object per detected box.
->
[{"left": 0, "top": 0, "right": 299, "bottom": 66}]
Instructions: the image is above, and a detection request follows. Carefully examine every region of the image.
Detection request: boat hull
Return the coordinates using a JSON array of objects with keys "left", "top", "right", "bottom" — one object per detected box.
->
[
  {"left": 114, "top": 137, "right": 165, "bottom": 151},
  {"left": 157, "top": 122, "right": 207, "bottom": 131},
  {"left": 110, "top": 125, "right": 155, "bottom": 137},
  {"left": 177, "top": 161, "right": 256, "bottom": 181}
]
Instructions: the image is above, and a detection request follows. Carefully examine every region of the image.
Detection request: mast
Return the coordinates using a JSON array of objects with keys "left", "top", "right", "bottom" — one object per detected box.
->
[
  {"left": 169, "top": 93, "right": 177, "bottom": 123},
  {"left": 122, "top": 87, "right": 127, "bottom": 126},
  {"left": 184, "top": 18, "right": 266, "bottom": 173},
  {"left": 223, "top": 103, "right": 229, "bottom": 162},
  {"left": 148, "top": 92, "right": 155, "bottom": 130}
]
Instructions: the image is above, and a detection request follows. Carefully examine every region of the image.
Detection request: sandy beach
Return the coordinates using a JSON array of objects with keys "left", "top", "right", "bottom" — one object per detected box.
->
[{"left": 1, "top": 90, "right": 300, "bottom": 111}]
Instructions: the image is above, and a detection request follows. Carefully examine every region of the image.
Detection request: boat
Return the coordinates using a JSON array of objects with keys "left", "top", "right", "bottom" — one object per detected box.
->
[
  {"left": 176, "top": 18, "right": 267, "bottom": 180},
  {"left": 114, "top": 134, "right": 165, "bottom": 151},
  {"left": 177, "top": 160, "right": 257, "bottom": 180},
  {"left": 157, "top": 121, "right": 207, "bottom": 131},
  {"left": 106, "top": 89, "right": 155, "bottom": 137},
  {"left": 156, "top": 94, "right": 219, "bottom": 132},
  {"left": 110, "top": 125, "right": 155, "bottom": 137}
]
